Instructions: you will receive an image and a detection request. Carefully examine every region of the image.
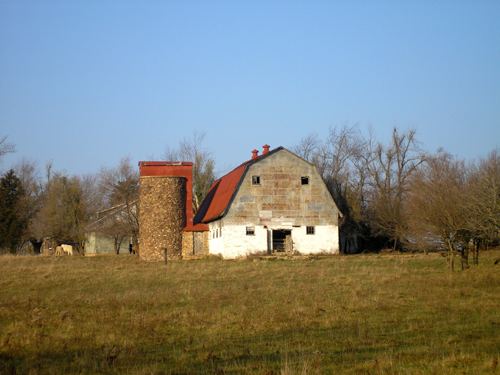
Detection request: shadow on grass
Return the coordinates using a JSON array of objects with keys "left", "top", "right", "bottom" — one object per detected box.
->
[{"left": 0, "top": 325, "right": 402, "bottom": 374}]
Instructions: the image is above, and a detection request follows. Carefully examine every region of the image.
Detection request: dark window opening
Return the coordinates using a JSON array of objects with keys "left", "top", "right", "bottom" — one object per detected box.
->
[
  {"left": 272, "top": 229, "right": 292, "bottom": 252},
  {"left": 252, "top": 176, "right": 261, "bottom": 185},
  {"left": 301, "top": 176, "right": 309, "bottom": 185},
  {"left": 246, "top": 226, "right": 255, "bottom": 236},
  {"left": 306, "top": 226, "right": 315, "bottom": 235}
]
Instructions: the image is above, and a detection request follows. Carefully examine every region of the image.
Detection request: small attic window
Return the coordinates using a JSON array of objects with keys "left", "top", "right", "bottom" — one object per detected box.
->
[
  {"left": 252, "top": 176, "right": 261, "bottom": 185},
  {"left": 246, "top": 226, "right": 255, "bottom": 236},
  {"left": 306, "top": 226, "right": 315, "bottom": 235},
  {"left": 301, "top": 176, "right": 309, "bottom": 185}
]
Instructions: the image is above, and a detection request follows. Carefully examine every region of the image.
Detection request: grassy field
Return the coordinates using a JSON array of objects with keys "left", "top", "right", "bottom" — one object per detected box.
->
[{"left": 0, "top": 251, "right": 499, "bottom": 374}]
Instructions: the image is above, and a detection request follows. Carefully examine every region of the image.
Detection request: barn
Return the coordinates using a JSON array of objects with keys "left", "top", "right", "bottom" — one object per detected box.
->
[
  {"left": 194, "top": 145, "right": 342, "bottom": 258},
  {"left": 138, "top": 145, "right": 341, "bottom": 260},
  {"left": 84, "top": 202, "right": 137, "bottom": 255}
]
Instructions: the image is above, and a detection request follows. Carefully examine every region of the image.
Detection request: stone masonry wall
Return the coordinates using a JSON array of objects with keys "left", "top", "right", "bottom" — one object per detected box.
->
[
  {"left": 181, "top": 231, "right": 193, "bottom": 258},
  {"left": 182, "top": 231, "right": 209, "bottom": 258},
  {"left": 226, "top": 149, "right": 339, "bottom": 226},
  {"left": 194, "top": 231, "right": 209, "bottom": 256},
  {"left": 139, "top": 176, "right": 186, "bottom": 261}
]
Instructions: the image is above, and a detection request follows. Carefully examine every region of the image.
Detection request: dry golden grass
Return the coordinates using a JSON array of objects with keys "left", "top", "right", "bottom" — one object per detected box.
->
[{"left": 0, "top": 250, "right": 499, "bottom": 374}]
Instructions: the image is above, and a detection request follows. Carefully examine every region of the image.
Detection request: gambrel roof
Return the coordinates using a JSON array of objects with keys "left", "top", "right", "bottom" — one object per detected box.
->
[
  {"left": 194, "top": 146, "right": 330, "bottom": 224},
  {"left": 194, "top": 147, "right": 288, "bottom": 224}
]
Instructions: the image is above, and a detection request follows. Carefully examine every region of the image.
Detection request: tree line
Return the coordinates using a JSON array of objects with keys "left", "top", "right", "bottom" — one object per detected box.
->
[
  {"left": 0, "top": 134, "right": 215, "bottom": 255},
  {"left": 293, "top": 126, "right": 499, "bottom": 270},
  {"left": 1, "top": 130, "right": 498, "bottom": 269}
]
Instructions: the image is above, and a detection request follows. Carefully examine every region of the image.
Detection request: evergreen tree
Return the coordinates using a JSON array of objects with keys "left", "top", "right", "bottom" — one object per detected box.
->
[{"left": 0, "top": 169, "right": 27, "bottom": 252}]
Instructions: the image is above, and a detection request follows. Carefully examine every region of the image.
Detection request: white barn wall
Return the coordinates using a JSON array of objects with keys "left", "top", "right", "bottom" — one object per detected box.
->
[
  {"left": 208, "top": 221, "right": 339, "bottom": 258},
  {"left": 208, "top": 221, "right": 224, "bottom": 255},
  {"left": 291, "top": 225, "right": 339, "bottom": 254},
  {"left": 209, "top": 220, "right": 267, "bottom": 258},
  {"left": 221, "top": 224, "right": 267, "bottom": 258}
]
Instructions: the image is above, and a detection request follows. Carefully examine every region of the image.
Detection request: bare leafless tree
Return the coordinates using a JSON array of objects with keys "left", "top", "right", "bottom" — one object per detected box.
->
[
  {"left": 466, "top": 149, "right": 500, "bottom": 264},
  {"left": 0, "top": 136, "right": 15, "bottom": 161},
  {"left": 408, "top": 151, "right": 470, "bottom": 270},
  {"left": 164, "top": 132, "right": 215, "bottom": 212},
  {"left": 98, "top": 157, "right": 139, "bottom": 249},
  {"left": 294, "top": 126, "right": 426, "bottom": 252},
  {"left": 292, "top": 133, "right": 320, "bottom": 163},
  {"left": 365, "top": 128, "right": 426, "bottom": 250}
]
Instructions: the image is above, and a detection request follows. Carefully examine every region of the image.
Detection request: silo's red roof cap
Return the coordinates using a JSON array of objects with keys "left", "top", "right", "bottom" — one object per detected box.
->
[{"left": 139, "top": 161, "right": 193, "bottom": 166}]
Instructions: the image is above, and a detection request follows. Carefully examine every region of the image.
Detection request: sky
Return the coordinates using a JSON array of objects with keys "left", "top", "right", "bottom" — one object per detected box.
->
[{"left": 1, "top": 0, "right": 499, "bottom": 177}]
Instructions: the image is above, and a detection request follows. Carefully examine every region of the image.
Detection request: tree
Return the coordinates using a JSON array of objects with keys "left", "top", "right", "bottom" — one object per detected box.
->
[
  {"left": 292, "top": 133, "right": 320, "bottom": 162},
  {"left": 14, "top": 160, "right": 44, "bottom": 251},
  {"left": 466, "top": 150, "right": 500, "bottom": 263},
  {"left": 294, "top": 126, "right": 427, "bottom": 253},
  {"left": 33, "top": 174, "right": 88, "bottom": 246},
  {"left": 98, "top": 158, "right": 139, "bottom": 251},
  {"left": 408, "top": 151, "right": 470, "bottom": 270},
  {"left": 164, "top": 132, "right": 215, "bottom": 212},
  {"left": 0, "top": 136, "right": 15, "bottom": 160},
  {"left": 0, "top": 170, "right": 28, "bottom": 253},
  {"left": 365, "top": 128, "right": 425, "bottom": 250}
]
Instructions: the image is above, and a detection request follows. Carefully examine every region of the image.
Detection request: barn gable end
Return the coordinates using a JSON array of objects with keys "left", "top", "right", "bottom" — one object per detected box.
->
[{"left": 198, "top": 147, "right": 341, "bottom": 258}]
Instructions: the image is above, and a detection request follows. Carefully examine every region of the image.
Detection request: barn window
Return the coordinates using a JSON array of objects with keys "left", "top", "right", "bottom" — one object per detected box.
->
[
  {"left": 252, "top": 176, "right": 261, "bottom": 185},
  {"left": 246, "top": 226, "right": 255, "bottom": 236},
  {"left": 306, "top": 226, "right": 315, "bottom": 235},
  {"left": 301, "top": 176, "right": 309, "bottom": 185}
]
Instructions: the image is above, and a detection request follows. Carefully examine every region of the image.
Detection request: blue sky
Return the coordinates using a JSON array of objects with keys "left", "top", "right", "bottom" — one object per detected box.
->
[{"left": 1, "top": 0, "right": 499, "bottom": 176}]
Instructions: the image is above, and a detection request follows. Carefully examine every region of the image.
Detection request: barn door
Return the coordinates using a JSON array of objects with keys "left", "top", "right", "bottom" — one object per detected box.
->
[{"left": 272, "top": 230, "right": 291, "bottom": 253}]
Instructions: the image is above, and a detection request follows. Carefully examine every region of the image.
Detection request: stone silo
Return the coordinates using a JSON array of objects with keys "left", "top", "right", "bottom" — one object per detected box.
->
[
  {"left": 138, "top": 162, "right": 194, "bottom": 262},
  {"left": 139, "top": 176, "right": 186, "bottom": 261}
]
